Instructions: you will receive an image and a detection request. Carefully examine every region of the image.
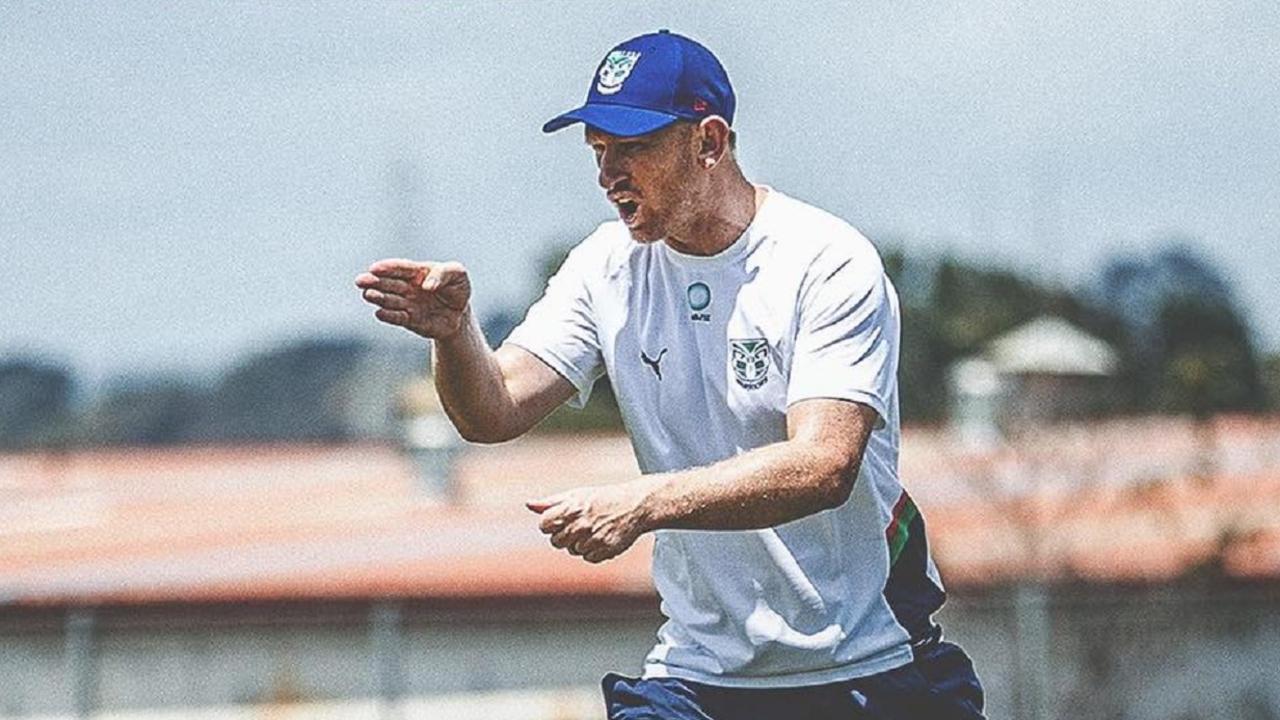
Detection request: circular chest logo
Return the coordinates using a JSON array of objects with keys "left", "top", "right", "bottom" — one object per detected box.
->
[{"left": 687, "top": 282, "right": 711, "bottom": 311}]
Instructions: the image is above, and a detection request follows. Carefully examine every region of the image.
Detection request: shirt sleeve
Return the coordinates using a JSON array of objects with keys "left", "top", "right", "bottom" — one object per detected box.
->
[
  {"left": 502, "top": 237, "right": 607, "bottom": 409},
  {"left": 786, "top": 246, "right": 899, "bottom": 426}
]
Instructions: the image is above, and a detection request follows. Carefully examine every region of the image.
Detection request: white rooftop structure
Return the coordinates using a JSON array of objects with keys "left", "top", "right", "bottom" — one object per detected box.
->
[{"left": 987, "top": 317, "right": 1119, "bottom": 377}]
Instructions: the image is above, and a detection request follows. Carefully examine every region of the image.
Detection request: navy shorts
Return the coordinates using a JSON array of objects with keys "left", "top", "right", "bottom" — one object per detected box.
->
[{"left": 603, "top": 639, "right": 984, "bottom": 720}]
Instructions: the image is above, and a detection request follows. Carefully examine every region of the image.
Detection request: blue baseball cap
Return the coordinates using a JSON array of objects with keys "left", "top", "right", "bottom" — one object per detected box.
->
[{"left": 542, "top": 30, "right": 735, "bottom": 138}]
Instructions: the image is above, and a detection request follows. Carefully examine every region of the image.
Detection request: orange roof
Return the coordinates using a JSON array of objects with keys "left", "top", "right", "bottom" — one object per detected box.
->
[
  {"left": 0, "top": 443, "right": 651, "bottom": 606},
  {"left": 3, "top": 415, "right": 1279, "bottom": 607}
]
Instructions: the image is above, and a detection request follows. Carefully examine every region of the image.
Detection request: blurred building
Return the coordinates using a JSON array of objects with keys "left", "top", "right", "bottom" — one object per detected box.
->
[
  {"left": 950, "top": 316, "right": 1119, "bottom": 445},
  {"left": 3, "top": 415, "right": 1280, "bottom": 719}
]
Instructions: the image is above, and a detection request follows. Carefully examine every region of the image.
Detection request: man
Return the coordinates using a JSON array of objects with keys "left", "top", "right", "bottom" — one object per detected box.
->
[{"left": 356, "top": 30, "right": 984, "bottom": 720}]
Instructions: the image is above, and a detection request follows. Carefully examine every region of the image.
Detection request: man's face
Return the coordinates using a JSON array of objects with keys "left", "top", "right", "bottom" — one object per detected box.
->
[{"left": 586, "top": 122, "right": 699, "bottom": 243}]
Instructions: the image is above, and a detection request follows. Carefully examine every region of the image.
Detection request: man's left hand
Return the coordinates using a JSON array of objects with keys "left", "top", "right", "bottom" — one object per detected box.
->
[{"left": 526, "top": 481, "right": 655, "bottom": 564}]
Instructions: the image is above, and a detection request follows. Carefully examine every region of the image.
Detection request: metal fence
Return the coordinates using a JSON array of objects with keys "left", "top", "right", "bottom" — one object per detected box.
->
[{"left": 2, "top": 582, "right": 1278, "bottom": 720}]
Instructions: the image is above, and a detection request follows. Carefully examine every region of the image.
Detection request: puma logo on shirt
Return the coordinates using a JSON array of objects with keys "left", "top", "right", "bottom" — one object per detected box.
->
[{"left": 640, "top": 348, "right": 668, "bottom": 380}]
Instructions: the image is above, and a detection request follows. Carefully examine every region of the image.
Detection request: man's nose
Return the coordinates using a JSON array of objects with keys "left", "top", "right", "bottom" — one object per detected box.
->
[{"left": 597, "top": 150, "right": 625, "bottom": 190}]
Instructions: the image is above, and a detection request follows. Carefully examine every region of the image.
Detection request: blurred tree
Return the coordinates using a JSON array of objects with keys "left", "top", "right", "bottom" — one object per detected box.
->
[
  {"left": 930, "top": 257, "right": 1045, "bottom": 354},
  {"left": 883, "top": 249, "right": 947, "bottom": 423},
  {"left": 1155, "top": 298, "right": 1266, "bottom": 415},
  {"left": 895, "top": 305, "right": 950, "bottom": 423},
  {"left": 0, "top": 358, "right": 76, "bottom": 449},
  {"left": 1097, "top": 242, "right": 1264, "bottom": 414},
  {"left": 83, "top": 377, "right": 205, "bottom": 446},
  {"left": 1098, "top": 243, "right": 1235, "bottom": 339},
  {"left": 196, "top": 338, "right": 370, "bottom": 442},
  {"left": 533, "top": 376, "right": 624, "bottom": 433},
  {"left": 193, "top": 337, "right": 424, "bottom": 443},
  {"left": 1263, "top": 354, "right": 1280, "bottom": 411},
  {"left": 882, "top": 248, "right": 1131, "bottom": 423}
]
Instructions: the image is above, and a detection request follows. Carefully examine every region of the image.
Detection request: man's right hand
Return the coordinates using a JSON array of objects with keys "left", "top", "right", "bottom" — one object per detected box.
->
[{"left": 355, "top": 259, "right": 472, "bottom": 340}]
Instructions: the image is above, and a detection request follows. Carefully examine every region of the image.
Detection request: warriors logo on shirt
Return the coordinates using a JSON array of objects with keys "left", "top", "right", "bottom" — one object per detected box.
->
[
  {"left": 730, "top": 338, "right": 770, "bottom": 389},
  {"left": 596, "top": 50, "right": 640, "bottom": 95}
]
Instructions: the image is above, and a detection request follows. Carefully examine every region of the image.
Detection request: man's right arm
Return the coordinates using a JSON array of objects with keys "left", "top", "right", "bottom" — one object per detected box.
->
[
  {"left": 433, "top": 311, "right": 576, "bottom": 443},
  {"left": 356, "top": 258, "right": 576, "bottom": 443}
]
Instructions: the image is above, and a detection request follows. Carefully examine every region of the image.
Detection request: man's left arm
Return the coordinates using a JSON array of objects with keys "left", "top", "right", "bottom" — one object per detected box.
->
[{"left": 527, "top": 398, "right": 877, "bottom": 563}]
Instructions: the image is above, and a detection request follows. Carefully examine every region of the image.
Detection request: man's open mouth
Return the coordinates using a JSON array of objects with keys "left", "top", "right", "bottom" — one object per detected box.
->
[{"left": 616, "top": 199, "right": 640, "bottom": 225}]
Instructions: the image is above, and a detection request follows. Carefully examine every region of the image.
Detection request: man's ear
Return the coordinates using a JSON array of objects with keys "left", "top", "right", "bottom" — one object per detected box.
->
[{"left": 696, "top": 116, "right": 732, "bottom": 169}]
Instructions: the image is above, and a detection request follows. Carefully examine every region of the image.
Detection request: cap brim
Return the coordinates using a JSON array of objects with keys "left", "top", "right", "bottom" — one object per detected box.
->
[{"left": 542, "top": 103, "right": 680, "bottom": 137}]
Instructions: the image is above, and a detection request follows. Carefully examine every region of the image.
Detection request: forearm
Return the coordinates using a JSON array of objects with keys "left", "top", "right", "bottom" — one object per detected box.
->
[
  {"left": 431, "top": 309, "right": 518, "bottom": 442},
  {"left": 639, "top": 439, "right": 858, "bottom": 532}
]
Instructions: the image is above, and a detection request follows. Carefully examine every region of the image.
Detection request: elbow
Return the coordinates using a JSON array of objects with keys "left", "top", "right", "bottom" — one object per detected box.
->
[
  {"left": 444, "top": 407, "right": 520, "bottom": 445},
  {"left": 822, "top": 474, "right": 855, "bottom": 510},
  {"left": 817, "top": 455, "right": 860, "bottom": 510},
  {"left": 455, "top": 420, "right": 518, "bottom": 445},
  {"left": 456, "top": 426, "right": 495, "bottom": 444}
]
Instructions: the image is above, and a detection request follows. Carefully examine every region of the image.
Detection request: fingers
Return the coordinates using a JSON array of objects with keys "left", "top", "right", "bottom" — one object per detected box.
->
[
  {"left": 421, "top": 261, "right": 462, "bottom": 291},
  {"left": 544, "top": 521, "right": 625, "bottom": 563},
  {"left": 526, "top": 495, "right": 562, "bottom": 514},
  {"left": 583, "top": 547, "right": 617, "bottom": 564},
  {"left": 528, "top": 489, "right": 629, "bottom": 563},
  {"left": 362, "top": 289, "right": 411, "bottom": 311},
  {"left": 542, "top": 500, "right": 585, "bottom": 547},
  {"left": 374, "top": 308, "right": 410, "bottom": 326},
  {"left": 421, "top": 263, "right": 470, "bottom": 312},
  {"left": 358, "top": 260, "right": 470, "bottom": 323},
  {"left": 547, "top": 516, "right": 616, "bottom": 557},
  {"left": 368, "top": 258, "right": 428, "bottom": 280},
  {"left": 567, "top": 533, "right": 622, "bottom": 563},
  {"left": 550, "top": 525, "right": 583, "bottom": 550},
  {"left": 537, "top": 505, "right": 571, "bottom": 535},
  {"left": 355, "top": 273, "right": 414, "bottom": 295},
  {"left": 361, "top": 259, "right": 469, "bottom": 291}
]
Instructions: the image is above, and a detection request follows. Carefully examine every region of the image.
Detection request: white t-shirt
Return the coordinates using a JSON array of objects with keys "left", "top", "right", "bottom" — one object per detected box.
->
[{"left": 505, "top": 188, "right": 945, "bottom": 688}]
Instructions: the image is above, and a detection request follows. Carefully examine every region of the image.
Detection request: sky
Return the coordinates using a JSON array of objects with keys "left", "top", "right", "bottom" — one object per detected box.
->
[{"left": 2, "top": 1, "right": 1278, "bottom": 390}]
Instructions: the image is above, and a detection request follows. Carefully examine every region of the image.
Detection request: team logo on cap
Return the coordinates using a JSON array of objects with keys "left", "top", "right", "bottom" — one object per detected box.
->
[
  {"left": 730, "top": 338, "right": 770, "bottom": 390},
  {"left": 596, "top": 50, "right": 641, "bottom": 95}
]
